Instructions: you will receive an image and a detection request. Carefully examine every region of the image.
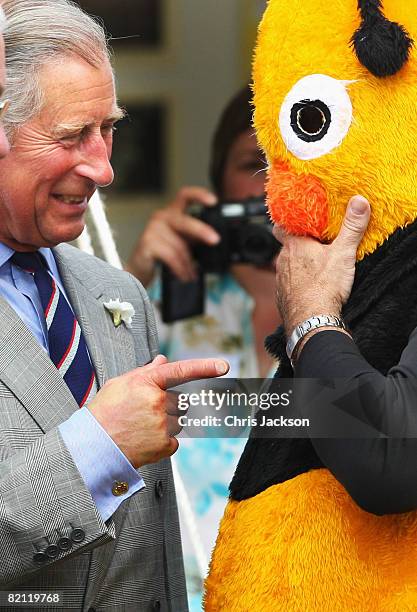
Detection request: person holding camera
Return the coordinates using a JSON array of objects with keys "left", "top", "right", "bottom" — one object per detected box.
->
[
  {"left": 126, "top": 86, "right": 281, "bottom": 609},
  {"left": 127, "top": 86, "right": 281, "bottom": 379}
]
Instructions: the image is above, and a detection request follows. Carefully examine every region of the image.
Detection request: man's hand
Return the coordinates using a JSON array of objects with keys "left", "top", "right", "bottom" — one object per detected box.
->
[
  {"left": 274, "top": 196, "right": 371, "bottom": 336},
  {"left": 126, "top": 187, "right": 220, "bottom": 287},
  {"left": 89, "top": 355, "right": 229, "bottom": 468}
]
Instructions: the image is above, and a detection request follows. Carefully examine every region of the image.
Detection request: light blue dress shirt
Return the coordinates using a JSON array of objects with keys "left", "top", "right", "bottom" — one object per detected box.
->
[{"left": 0, "top": 243, "right": 144, "bottom": 521}]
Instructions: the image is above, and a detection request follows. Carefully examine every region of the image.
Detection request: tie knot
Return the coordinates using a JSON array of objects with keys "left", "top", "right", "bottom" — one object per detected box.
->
[{"left": 11, "top": 251, "right": 46, "bottom": 274}]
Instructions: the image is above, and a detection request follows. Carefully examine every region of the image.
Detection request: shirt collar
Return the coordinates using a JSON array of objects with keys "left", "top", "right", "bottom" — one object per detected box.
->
[
  {"left": 0, "top": 243, "right": 14, "bottom": 267},
  {"left": 0, "top": 242, "right": 56, "bottom": 272}
]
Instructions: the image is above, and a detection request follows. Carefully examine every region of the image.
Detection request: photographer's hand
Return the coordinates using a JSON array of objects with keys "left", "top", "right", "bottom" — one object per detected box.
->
[{"left": 126, "top": 186, "right": 220, "bottom": 287}]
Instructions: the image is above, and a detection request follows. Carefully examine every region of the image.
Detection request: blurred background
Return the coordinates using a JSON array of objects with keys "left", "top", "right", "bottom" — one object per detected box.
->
[{"left": 76, "top": 0, "right": 267, "bottom": 262}]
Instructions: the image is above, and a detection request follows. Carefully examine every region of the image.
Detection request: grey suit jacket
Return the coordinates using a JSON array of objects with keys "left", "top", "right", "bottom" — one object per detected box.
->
[{"left": 0, "top": 243, "right": 188, "bottom": 612}]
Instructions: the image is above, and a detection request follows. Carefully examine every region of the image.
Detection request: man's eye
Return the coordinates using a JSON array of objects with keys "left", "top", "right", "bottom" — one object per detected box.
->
[
  {"left": 102, "top": 124, "right": 116, "bottom": 135},
  {"left": 59, "top": 133, "right": 80, "bottom": 144}
]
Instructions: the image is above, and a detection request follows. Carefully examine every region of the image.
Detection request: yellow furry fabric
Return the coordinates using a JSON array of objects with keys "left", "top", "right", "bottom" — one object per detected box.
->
[
  {"left": 205, "top": 469, "right": 417, "bottom": 611},
  {"left": 253, "top": 0, "right": 417, "bottom": 259}
]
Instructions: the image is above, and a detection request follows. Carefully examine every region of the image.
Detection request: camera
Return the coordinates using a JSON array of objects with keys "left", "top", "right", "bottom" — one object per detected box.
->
[
  {"left": 194, "top": 195, "right": 279, "bottom": 272},
  {"left": 161, "top": 195, "right": 280, "bottom": 323}
]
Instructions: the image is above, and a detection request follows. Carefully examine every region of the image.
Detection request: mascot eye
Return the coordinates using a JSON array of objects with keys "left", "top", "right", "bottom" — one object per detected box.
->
[
  {"left": 291, "top": 100, "right": 331, "bottom": 142},
  {"left": 279, "top": 74, "right": 353, "bottom": 161}
]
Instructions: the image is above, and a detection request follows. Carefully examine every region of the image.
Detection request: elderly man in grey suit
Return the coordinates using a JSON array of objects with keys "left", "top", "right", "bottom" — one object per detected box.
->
[{"left": 0, "top": 1, "right": 229, "bottom": 611}]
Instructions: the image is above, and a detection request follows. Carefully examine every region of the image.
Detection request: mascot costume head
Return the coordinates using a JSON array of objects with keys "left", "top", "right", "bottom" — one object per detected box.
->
[
  {"left": 257, "top": 0, "right": 416, "bottom": 259},
  {"left": 205, "top": 3, "right": 417, "bottom": 611}
]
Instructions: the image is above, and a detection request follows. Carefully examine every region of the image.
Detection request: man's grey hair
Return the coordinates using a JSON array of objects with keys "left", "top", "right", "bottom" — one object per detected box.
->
[{"left": 2, "top": 0, "right": 113, "bottom": 139}]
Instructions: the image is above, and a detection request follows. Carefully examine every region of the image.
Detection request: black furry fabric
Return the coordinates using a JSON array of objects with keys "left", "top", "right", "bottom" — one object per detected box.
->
[
  {"left": 351, "top": 0, "right": 413, "bottom": 77},
  {"left": 230, "top": 218, "right": 417, "bottom": 501}
]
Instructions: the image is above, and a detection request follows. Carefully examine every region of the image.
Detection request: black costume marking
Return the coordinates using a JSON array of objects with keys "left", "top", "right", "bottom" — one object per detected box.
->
[{"left": 351, "top": 0, "right": 413, "bottom": 77}]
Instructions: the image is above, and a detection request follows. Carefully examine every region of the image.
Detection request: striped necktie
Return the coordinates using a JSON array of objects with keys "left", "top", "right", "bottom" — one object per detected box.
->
[{"left": 12, "top": 251, "right": 97, "bottom": 408}]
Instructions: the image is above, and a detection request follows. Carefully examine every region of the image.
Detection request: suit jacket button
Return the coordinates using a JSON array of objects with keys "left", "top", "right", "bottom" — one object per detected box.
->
[
  {"left": 33, "top": 552, "right": 47, "bottom": 565},
  {"left": 45, "top": 544, "right": 59, "bottom": 558},
  {"left": 112, "top": 481, "right": 129, "bottom": 496},
  {"left": 70, "top": 528, "right": 86, "bottom": 543},
  {"left": 155, "top": 480, "right": 164, "bottom": 498},
  {"left": 57, "top": 537, "right": 72, "bottom": 551},
  {"left": 152, "top": 600, "right": 161, "bottom": 611}
]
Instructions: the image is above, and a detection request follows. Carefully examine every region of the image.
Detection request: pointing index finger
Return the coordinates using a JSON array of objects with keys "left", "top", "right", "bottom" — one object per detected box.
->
[{"left": 149, "top": 359, "right": 229, "bottom": 390}]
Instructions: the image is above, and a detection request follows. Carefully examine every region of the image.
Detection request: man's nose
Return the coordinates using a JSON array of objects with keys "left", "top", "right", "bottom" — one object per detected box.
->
[{"left": 76, "top": 135, "right": 114, "bottom": 187}]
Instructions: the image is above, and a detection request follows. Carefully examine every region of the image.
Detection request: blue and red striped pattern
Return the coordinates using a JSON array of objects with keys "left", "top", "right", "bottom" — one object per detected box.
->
[{"left": 12, "top": 251, "right": 97, "bottom": 407}]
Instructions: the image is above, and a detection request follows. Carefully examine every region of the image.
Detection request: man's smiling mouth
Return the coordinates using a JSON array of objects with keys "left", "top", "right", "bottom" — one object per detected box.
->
[{"left": 52, "top": 194, "right": 88, "bottom": 205}]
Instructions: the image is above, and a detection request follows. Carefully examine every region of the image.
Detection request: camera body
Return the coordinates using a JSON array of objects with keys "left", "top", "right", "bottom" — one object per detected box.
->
[
  {"left": 195, "top": 196, "right": 279, "bottom": 272},
  {"left": 161, "top": 196, "right": 280, "bottom": 323}
]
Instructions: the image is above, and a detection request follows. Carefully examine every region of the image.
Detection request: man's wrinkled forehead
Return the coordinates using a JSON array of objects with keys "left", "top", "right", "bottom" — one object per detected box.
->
[{"left": 37, "top": 55, "right": 121, "bottom": 127}]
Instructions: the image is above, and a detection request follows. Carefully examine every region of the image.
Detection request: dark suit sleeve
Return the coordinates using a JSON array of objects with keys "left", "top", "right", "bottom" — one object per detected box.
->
[{"left": 295, "top": 328, "right": 417, "bottom": 515}]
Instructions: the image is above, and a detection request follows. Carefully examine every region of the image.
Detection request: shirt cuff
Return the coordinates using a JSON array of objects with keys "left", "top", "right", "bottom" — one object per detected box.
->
[
  {"left": 296, "top": 329, "right": 360, "bottom": 378},
  {"left": 59, "top": 407, "right": 145, "bottom": 522}
]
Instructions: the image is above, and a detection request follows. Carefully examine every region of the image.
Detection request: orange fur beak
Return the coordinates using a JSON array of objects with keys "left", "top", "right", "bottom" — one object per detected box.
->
[{"left": 267, "top": 161, "right": 329, "bottom": 239}]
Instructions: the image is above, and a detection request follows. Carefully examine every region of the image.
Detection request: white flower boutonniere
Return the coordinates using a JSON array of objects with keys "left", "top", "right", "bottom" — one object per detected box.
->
[{"left": 103, "top": 298, "right": 135, "bottom": 329}]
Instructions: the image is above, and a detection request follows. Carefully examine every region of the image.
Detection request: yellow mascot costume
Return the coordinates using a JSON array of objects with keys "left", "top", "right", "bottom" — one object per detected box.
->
[{"left": 205, "top": 1, "right": 417, "bottom": 610}]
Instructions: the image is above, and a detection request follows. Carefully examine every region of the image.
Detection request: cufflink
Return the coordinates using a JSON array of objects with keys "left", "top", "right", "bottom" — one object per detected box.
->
[{"left": 112, "top": 481, "right": 129, "bottom": 496}]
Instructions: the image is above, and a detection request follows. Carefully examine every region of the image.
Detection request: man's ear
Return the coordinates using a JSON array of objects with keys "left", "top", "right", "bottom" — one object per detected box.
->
[{"left": 351, "top": 0, "right": 413, "bottom": 77}]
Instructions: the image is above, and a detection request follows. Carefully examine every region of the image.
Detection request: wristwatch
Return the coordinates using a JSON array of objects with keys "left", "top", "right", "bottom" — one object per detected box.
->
[{"left": 286, "top": 314, "right": 347, "bottom": 367}]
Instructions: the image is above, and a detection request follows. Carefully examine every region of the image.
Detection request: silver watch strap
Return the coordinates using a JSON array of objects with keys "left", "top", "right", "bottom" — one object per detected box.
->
[{"left": 286, "top": 314, "right": 346, "bottom": 364}]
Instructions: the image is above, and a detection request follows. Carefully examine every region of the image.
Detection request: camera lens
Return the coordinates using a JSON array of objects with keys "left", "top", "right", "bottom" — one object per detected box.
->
[
  {"left": 239, "top": 226, "right": 278, "bottom": 265},
  {"left": 245, "top": 234, "right": 266, "bottom": 252}
]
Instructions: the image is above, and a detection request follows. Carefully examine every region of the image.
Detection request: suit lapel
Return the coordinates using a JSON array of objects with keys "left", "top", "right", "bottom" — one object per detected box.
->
[{"left": 0, "top": 294, "right": 79, "bottom": 432}]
